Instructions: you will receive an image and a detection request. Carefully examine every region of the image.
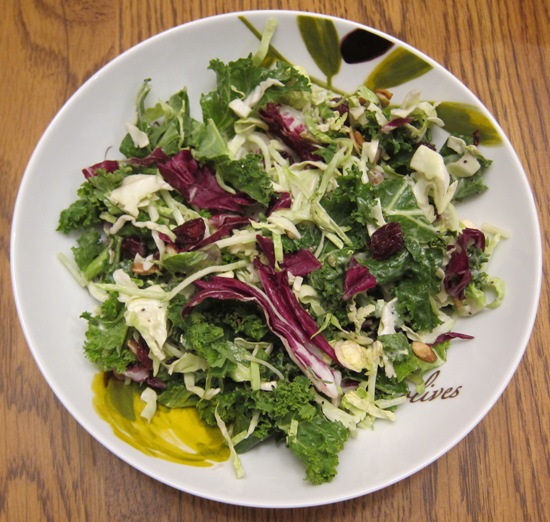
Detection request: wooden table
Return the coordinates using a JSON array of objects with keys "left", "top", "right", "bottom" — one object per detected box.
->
[{"left": 2, "top": 1, "right": 548, "bottom": 520}]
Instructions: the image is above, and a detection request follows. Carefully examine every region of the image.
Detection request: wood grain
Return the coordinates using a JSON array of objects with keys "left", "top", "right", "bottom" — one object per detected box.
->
[{"left": 1, "top": 0, "right": 548, "bottom": 520}]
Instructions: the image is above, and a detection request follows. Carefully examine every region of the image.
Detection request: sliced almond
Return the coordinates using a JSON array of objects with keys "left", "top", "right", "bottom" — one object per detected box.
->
[
  {"left": 353, "top": 130, "right": 365, "bottom": 146},
  {"left": 350, "top": 129, "right": 366, "bottom": 154},
  {"left": 132, "top": 262, "right": 159, "bottom": 275},
  {"left": 375, "top": 88, "right": 393, "bottom": 107},
  {"left": 412, "top": 341, "right": 438, "bottom": 363}
]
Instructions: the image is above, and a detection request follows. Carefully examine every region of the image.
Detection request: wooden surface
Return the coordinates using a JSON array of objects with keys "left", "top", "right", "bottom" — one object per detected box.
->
[{"left": 1, "top": 0, "right": 548, "bottom": 520}]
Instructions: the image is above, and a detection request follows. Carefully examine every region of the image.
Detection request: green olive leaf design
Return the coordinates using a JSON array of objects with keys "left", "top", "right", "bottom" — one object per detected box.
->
[
  {"left": 106, "top": 377, "right": 136, "bottom": 421},
  {"left": 365, "top": 47, "right": 432, "bottom": 90},
  {"left": 297, "top": 15, "right": 341, "bottom": 87},
  {"left": 437, "top": 102, "right": 502, "bottom": 145}
]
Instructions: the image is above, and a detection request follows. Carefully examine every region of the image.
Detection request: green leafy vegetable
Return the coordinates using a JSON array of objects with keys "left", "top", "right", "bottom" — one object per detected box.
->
[
  {"left": 200, "top": 56, "right": 310, "bottom": 139},
  {"left": 286, "top": 415, "right": 349, "bottom": 485},
  {"left": 81, "top": 294, "right": 132, "bottom": 373},
  {"left": 214, "top": 154, "right": 274, "bottom": 206}
]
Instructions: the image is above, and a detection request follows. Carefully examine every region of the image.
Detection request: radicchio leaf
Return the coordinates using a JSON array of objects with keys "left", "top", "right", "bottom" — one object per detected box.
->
[
  {"left": 260, "top": 103, "right": 320, "bottom": 161},
  {"left": 430, "top": 332, "right": 474, "bottom": 345},
  {"left": 172, "top": 215, "right": 250, "bottom": 253},
  {"left": 256, "top": 235, "right": 321, "bottom": 276},
  {"left": 256, "top": 234, "right": 276, "bottom": 266},
  {"left": 461, "top": 227, "right": 486, "bottom": 251},
  {"left": 122, "top": 339, "right": 166, "bottom": 389},
  {"left": 444, "top": 228, "right": 486, "bottom": 299},
  {"left": 281, "top": 249, "right": 322, "bottom": 277},
  {"left": 82, "top": 159, "right": 120, "bottom": 179},
  {"left": 183, "top": 274, "right": 341, "bottom": 398},
  {"left": 380, "top": 117, "right": 414, "bottom": 134},
  {"left": 209, "top": 213, "right": 251, "bottom": 230},
  {"left": 158, "top": 150, "right": 254, "bottom": 212},
  {"left": 254, "top": 259, "right": 335, "bottom": 360},
  {"left": 145, "top": 376, "right": 167, "bottom": 389},
  {"left": 121, "top": 366, "right": 166, "bottom": 389},
  {"left": 190, "top": 220, "right": 249, "bottom": 252},
  {"left": 169, "top": 215, "right": 250, "bottom": 254},
  {"left": 127, "top": 338, "right": 153, "bottom": 370},
  {"left": 343, "top": 258, "right": 377, "bottom": 300},
  {"left": 125, "top": 147, "right": 170, "bottom": 167},
  {"left": 443, "top": 246, "right": 471, "bottom": 299},
  {"left": 267, "top": 191, "right": 292, "bottom": 215},
  {"left": 121, "top": 365, "right": 150, "bottom": 383}
]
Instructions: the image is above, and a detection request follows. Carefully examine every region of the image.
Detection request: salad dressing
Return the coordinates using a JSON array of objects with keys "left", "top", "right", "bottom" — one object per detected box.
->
[{"left": 92, "top": 373, "right": 229, "bottom": 467}]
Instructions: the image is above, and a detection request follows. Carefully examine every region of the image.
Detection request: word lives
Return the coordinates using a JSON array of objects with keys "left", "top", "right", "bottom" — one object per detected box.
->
[{"left": 407, "top": 370, "right": 462, "bottom": 403}]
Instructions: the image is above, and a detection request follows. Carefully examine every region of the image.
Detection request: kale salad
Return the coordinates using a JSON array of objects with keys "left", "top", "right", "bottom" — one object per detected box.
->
[{"left": 57, "top": 25, "right": 505, "bottom": 485}]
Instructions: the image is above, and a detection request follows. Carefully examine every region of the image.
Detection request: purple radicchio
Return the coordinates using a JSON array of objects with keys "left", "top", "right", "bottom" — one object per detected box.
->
[
  {"left": 256, "top": 235, "right": 321, "bottom": 277},
  {"left": 430, "top": 331, "right": 474, "bottom": 346},
  {"left": 267, "top": 191, "right": 292, "bottom": 215},
  {"left": 260, "top": 103, "right": 320, "bottom": 162},
  {"left": 444, "top": 228, "right": 486, "bottom": 300},
  {"left": 125, "top": 147, "right": 170, "bottom": 167},
  {"left": 158, "top": 214, "right": 250, "bottom": 257},
  {"left": 183, "top": 266, "right": 341, "bottom": 399},
  {"left": 158, "top": 150, "right": 254, "bottom": 213},
  {"left": 82, "top": 147, "right": 170, "bottom": 179},
  {"left": 256, "top": 234, "right": 276, "bottom": 266},
  {"left": 380, "top": 117, "right": 414, "bottom": 134},
  {"left": 120, "top": 338, "right": 166, "bottom": 389},
  {"left": 253, "top": 258, "right": 336, "bottom": 361},
  {"left": 82, "top": 159, "right": 120, "bottom": 179},
  {"left": 281, "top": 249, "right": 323, "bottom": 277},
  {"left": 343, "top": 258, "right": 377, "bottom": 300}
]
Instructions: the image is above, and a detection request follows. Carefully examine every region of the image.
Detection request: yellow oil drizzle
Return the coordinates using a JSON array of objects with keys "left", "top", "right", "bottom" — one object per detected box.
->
[{"left": 92, "top": 373, "right": 229, "bottom": 467}]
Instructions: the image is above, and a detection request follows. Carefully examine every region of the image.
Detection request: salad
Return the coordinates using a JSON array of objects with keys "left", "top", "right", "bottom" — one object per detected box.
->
[{"left": 57, "top": 25, "right": 505, "bottom": 485}]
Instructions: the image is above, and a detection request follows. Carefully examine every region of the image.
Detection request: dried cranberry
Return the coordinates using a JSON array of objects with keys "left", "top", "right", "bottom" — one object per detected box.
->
[
  {"left": 369, "top": 222, "right": 404, "bottom": 260},
  {"left": 173, "top": 218, "right": 206, "bottom": 246},
  {"left": 121, "top": 236, "right": 148, "bottom": 259}
]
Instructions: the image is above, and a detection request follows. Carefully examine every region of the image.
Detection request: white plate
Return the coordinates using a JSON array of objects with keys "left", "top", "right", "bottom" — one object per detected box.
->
[{"left": 11, "top": 10, "right": 542, "bottom": 508}]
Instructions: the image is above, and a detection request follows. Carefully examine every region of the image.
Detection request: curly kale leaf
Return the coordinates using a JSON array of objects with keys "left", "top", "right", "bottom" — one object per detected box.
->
[
  {"left": 254, "top": 376, "right": 317, "bottom": 423},
  {"left": 286, "top": 415, "right": 349, "bottom": 485},
  {"left": 307, "top": 248, "right": 353, "bottom": 327},
  {"left": 214, "top": 154, "right": 274, "bottom": 206},
  {"left": 81, "top": 293, "right": 133, "bottom": 373},
  {"left": 182, "top": 311, "right": 249, "bottom": 375},
  {"left": 200, "top": 56, "right": 310, "bottom": 139},
  {"left": 57, "top": 167, "right": 128, "bottom": 233}
]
